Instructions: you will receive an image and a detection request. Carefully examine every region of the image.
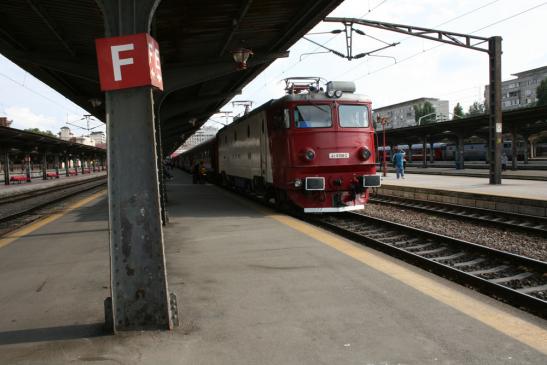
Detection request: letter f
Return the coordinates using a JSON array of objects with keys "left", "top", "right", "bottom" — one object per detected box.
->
[{"left": 111, "top": 44, "right": 134, "bottom": 81}]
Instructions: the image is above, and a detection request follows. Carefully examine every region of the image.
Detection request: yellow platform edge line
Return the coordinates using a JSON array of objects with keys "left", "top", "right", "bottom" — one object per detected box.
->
[
  {"left": 263, "top": 211, "right": 547, "bottom": 355},
  {"left": 0, "top": 190, "right": 107, "bottom": 249}
]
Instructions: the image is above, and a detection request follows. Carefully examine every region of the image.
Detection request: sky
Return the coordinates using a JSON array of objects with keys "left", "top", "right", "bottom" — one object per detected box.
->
[{"left": 1, "top": 0, "right": 546, "bottom": 136}]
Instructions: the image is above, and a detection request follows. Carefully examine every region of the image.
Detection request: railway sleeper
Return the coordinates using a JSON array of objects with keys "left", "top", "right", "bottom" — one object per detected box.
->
[
  {"left": 489, "top": 272, "right": 535, "bottom": 284},
  {"left": 431, "top": 252, "right": 467, "bottom": 262},
  {"left": 452, "top": 257, "right": 486, "bottom": 268},
  {"left": 403, "top": 242, "right": 433, "bottom": 250},
  {"left": 416, "top": 247, "right": 447, "bottom": 255},
  {"left": 468, "top": 265, "right": 510, "bottom": 275},
  {"left": 517, "top": 284, "right": 547, "bottom": 295},
  {"left": 380, "top": 234, "right": 408, "bottom": 243}
]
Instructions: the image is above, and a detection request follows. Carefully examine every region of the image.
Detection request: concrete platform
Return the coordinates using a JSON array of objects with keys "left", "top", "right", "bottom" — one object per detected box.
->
[
  {"left": 397, "top": 166, "right": 547, "bottom": 181},
  {"left": 0, "top": 171, "right": 107, "bottom": 200},
  {"left": 377, "top": 173, "right": 547, "bottom": 217},
  {"left": 0, "top": 170, "right": 546, "bottom": 364}
]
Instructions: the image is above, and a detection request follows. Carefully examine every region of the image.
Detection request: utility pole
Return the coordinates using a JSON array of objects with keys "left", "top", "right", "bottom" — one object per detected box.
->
[
  {"left": 232, "top": 100, "right": 253, "bottom": 115},
  {"left": 216, "top": 111, "right": 233, "bottom": 125},
  {"left": 324, "top": 17, "right": 503, "bottom": 184}
]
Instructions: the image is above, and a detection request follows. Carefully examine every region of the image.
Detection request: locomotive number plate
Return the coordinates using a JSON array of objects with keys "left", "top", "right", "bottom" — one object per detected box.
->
[{"left": 329, "top": 152, "right": 349, "bottom": 159}]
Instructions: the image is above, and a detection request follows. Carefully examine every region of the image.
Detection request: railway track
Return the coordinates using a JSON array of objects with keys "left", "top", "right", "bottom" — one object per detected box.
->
[
  {"left": 0, "top": 176, "right": 107, "bottom": 227},
  {"left": 311, "top": 212, "right": 547, "bottom": 318},
  {"left": 370, "top": 195, "right": 547, "bottom": 235}
]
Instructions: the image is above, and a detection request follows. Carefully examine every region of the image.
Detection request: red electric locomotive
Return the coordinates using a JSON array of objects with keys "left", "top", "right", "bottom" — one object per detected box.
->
[{"left": 180, "top": 77, "right": 380, "bottom": 213}]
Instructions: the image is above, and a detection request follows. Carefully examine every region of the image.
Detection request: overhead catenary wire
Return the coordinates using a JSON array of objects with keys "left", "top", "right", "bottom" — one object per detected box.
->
[
  {"left": 247, "top": 0, "right": 390, "bottom": 100},
  {"left": 334, "top": 0, "right": 504, "bottom": 79},
  {"left": 350, "top": 1, "right": 547, "bottom": 81}
]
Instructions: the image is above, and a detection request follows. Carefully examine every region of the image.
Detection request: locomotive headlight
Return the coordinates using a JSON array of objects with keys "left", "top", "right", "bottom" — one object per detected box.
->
[
  {"left": 294, "top": 179, "right": 303, "bottom": 188},
  {"left": 334, "top": 90, "right": 343, "bottom": 98},
  {"left": 360, "top": 147, "right": 371, "bottom": 161},
  {"left": 326, "top": 89, "right": 335, "bottom": 98},
  {"left": 305, "top": 148, "right": 316, "bottom": 161}
]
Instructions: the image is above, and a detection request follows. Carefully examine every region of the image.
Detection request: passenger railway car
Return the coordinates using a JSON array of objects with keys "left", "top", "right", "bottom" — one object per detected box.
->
[
  {"left": 178, "top": 78, "right": 380, "bottom": 213},
  {"left": 378, "top": 141, "right": 526, "bottom": 162}
]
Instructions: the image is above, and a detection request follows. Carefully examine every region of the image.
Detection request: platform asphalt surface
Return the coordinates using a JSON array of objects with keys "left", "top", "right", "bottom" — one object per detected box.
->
[
  {"left": 0, "top": 170, "right": 546, "bottom": 364},
  {"left": 380, "top": 172, "right": 547, "bottom": 201}
]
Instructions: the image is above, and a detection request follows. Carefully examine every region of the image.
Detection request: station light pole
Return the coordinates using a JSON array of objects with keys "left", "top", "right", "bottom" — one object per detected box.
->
[{"left": 377, "top": 115, "right": 389, "bottom": 177}]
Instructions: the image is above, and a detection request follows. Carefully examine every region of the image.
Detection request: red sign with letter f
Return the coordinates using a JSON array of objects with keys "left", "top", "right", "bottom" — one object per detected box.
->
[{"left": 95, "top": 33, "right": 163, "bottom": 92}]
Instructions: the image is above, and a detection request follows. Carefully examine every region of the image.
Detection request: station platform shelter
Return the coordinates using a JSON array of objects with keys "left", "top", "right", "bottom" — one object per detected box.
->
[{"left": 0, "top": 169, "right": 545, "bottom": 364}]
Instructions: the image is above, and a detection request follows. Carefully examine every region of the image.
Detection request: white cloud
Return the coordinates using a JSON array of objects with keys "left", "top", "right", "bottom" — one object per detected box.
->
[{"left": 6, "top": 106, "right": 62, "bottom": 133}]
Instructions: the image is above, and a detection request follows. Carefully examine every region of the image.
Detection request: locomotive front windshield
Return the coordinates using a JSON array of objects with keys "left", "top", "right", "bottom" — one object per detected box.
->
[
  {"left": 339, "top": 105, "right": 369, "bottom": 128},
  {"left": 294, "top": 105, "right": 332, "bottom": 128}
]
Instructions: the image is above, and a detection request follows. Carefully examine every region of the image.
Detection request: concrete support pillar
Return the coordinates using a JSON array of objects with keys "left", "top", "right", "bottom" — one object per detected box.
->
[
  {"left": 422, "top": 137, "right": 428, "bottom": 168},
  {"left": 456, "top": 135, "right": 465, "bottom": 170},
  {"left": 530, "top": 141, "right": 535, "bottom": 158},
  {"left": 155, "top": 113, "right": 168, "bottom": 225},
  {"left": 3, "top": 149, "right": 9, "bottom": 185},
  {"left": 65, "top": 154, "right": 70, "bottom": 177},
  {"left": 42, "top": 151, "right": 48, "bottom": 180},
  {"left": 407, "top": 144, "right": 413, "bottom": 163},
  {"left": 25, "top": 153, "right": 32, "bottom": 182},
  {"left": 54, "top": 154, "right": 60, "bottom": 177},
  {"left": 510, "top": 127, "right": 517, "bottom": 170},
  {"left": 101, "top": 0, "right": 175, "bottom": 333},
  {"left": 522, "top": 135, "right": 530, "bottom": 165}
]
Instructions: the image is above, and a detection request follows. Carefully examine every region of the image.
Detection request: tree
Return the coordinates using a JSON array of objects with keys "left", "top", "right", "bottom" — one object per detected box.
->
[
  {"left": 466, "top": 101, "right": 485, "bottom": 116},
  {"left": 24, "top": 128, "right": 56, "bottom": 137},
  {"left": 453, "top": 102, "right": 464, "bottom": 119},
  {"left": 414, "top": 101, "right": 436, "bottom": 125},
  {"left": 536, "top": 78, "right": 547, "bottom": 106}
]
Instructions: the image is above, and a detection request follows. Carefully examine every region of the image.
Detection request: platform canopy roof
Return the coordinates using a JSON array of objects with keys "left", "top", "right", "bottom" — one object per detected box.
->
[
  {"left": 0, "top": 0, "right": 343, "bottom": 154},
  {"left": 0, "top": 126, "right": 106, "bottom": 155},
  {"left": 380, "top": 105, "right": 547, "bottom": 144}
]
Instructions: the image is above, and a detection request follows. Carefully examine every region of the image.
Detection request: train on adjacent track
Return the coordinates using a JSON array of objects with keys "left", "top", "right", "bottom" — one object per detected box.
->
[
  {"left": 378, "top": 140, "right": 528, "bottom": 162},
  {"left": 176, "top": 78, "right": 381, "bottom": 213}
]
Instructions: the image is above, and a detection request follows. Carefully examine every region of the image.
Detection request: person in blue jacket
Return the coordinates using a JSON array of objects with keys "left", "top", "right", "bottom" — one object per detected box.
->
[{"left": 392, "top": 148, "right": 406, "bottom": 179}]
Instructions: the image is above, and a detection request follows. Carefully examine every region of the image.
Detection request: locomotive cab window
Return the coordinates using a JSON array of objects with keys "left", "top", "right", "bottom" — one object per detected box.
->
[
  {"left": 294, "top": 105, "right": 332, "bottom": 128},
  {"left": 339, "top": 105, "right": 369, "bottom": 128}
]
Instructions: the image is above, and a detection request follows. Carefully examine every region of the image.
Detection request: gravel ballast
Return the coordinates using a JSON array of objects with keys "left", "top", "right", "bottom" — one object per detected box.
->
[{"left": 358, "top": 203, "right": 547, "bottom": 262}]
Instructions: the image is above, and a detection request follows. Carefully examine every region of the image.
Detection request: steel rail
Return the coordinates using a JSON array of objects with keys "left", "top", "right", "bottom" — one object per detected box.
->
[
  {"left": 1, "top": 175, "right": 106, "bottom": 204},
  {"left": 369, "top": 195, "right": 547, "bottom": 235},
  {"left": 311, "top": 212, "right": 547, "bottom": 318}
]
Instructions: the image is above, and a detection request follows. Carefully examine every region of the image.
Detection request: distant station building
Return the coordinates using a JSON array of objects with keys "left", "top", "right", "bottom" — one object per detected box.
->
[
  {"left": 485, "top": 65, "right": 547, "bottom": 110},
  {"left": 0, "top": 117, "right": 13, "bottom": 127},
  {"left": 71, "top": 135, "right": 95, "bottom": 146},
  {"left": 58, "top": 126, "right": 74, "bottom": 140},
  {"left": 181, "top": 126, "right": 218, "bottom": 149},
  {"left": 90, "top": 131, "right": 106, "bottom": 145},
  {"left": 58, "top": 126, "right": 104, "bottom": 147},
  {"left": 373, "top": 98, "right": 449, "bottom": 130}
]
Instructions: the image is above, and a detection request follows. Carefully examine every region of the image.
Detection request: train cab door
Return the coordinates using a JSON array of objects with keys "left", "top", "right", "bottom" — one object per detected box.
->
[
  {"left": 259, "top": 115, "right": 270, "bottom": 183},
  {"left": 267, "top": 108, "right": 291, "bottom": 187}
]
